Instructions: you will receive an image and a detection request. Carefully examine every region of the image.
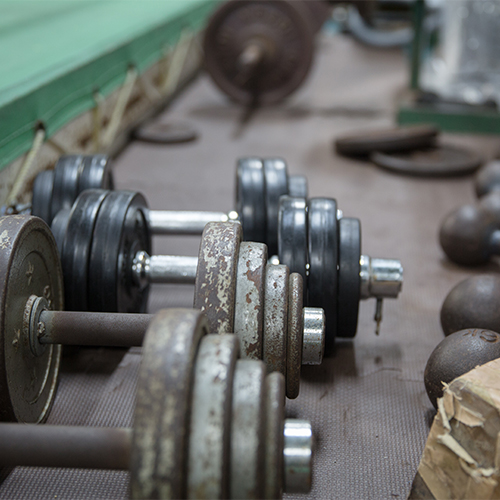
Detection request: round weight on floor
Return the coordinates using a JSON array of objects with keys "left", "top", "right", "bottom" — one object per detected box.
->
[
  {"left": 51, "top": 155, "right": 84, "bottom": 220},
  {"left": 60, "top": 190, "right": 108, "bottom": 311},
  {"left": 78, "top": 155, "right": 114, "bottom": 192},
  {"left": 204, "top": 0, "right": 315, "bottom": 105},
  {"left": 31, "top": 170, "right": 54, "bottom": 224},
  {"left": 264, "top": 158, "right": 288, "bottom": 255},
  {"left": 288, "top": 175, "right": 308, "bottom": 199},
  {"left": 187, "top": 334, "right": 239, "bottom": 499},
  {"left": 263, "top": 264, "right": 289, "bottom": 377},
  {"left": 264, "top": 371, "right": 285, "bottom": 500},
  {"left": 130, "top": 309, "right": 208, "bottom": 499},
  {"left": 194, "top": 221, "right": 242, "bottom": 333},
  {"left": 0, "top": 215, "right": 63, "bottom": 423},
  {"left": 234, "top": 241, "right": 267, "bottom": 360},
  {"left": 230, "top": 359, "right": 266, "bottom": 499},
  {"left": 278, "top": 196, "right": 308, "bottom": 282},
  {"left": 286, "top": 273, "right": 303, "bottom": 399},
  {"left": 236, "top": 158, "right": 267, "bottom": 243},
  {"left": 88, "top": 191, "right": 150, "bottom": 313},
  {"left": 337, "top": 218, "right": 361, "bottom": 338},
  {"left": 308, "top": 198, "right": 338, "bottom": 355}
]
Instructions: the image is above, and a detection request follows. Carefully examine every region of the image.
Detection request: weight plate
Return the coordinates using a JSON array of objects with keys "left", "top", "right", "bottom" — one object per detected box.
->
[
  {"left": 288, "top": 175, "right": 308, "bottom": 199},
  {"left": 475, "top": 160, "right": 500, "bottom": 198},
  {"left": 194, "top": 221, "right": 241, "bottom": 333},
  {"left": 88, "top": 191, "right": 150, "bottom": 313},
  {"left": 131, "top": 309, "right": 208, "bottom": 499},
  {"left": 230, "top": 359, "right": 266, "bottom": 499},
  {"left": 51, "top": 155, "right": 84, "bottom": 219},
  {"left": 133, "top": 122, "right": 199, "bottom": 144},
  {"left": 31, "top": 170, "right": 55, "bottom": 224},
  {"left": 335, "top": 125, "right": 439, "bottom": 157},
  {"left": 234, "top": 241, "right": 267, "bottom": 359},
  {"left": 371, "top": 145, "right": 483, "bottom": 177},
  {"left": 78, "top": 155, "right": 114, "bottom": 192},
  {"left": 308, "top": 198, "right": 338, "bottom": 355},
  {"left": 204, "top": 0, "right": 315, "bottom": 105},
  {"left": 286, "top": 273, "right": 303, "bottom": 399},
  {"left": 187, "top": 334, "right": 239, "bottom": 499},
  {"left": 236, "top": 158, "right": 267, "bottom": 243},
  {"left": 278, "top": 196, "right": 308, "bottom": 282},
  {"left": 264, "top": 372, "right": 285, "bottom": 500},
  {"left": 337, "top": 218, "right": 361, "bottom": 338},
  {"left": 60, "top": 190, "right": 108, "bottom": 311},
  {"left": 0, "top": 215, "right": 63, "bottom": 423},
  {"left": 50, "top": 208, "right": 71, "bottom": 256},
  {"left": 301, "top": 0, "right": 331, "bottom": 33},
  {"left": 263, "top": 264, "right": 289, "bottom": 376},
  {"left": 264, "top": 158, "right": 288, "bottom": 255}
]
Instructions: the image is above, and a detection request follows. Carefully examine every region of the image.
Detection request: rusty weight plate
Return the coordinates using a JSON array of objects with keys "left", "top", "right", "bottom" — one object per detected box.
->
[
  {"left": 194, "top": 221, "right": 242, "bottom": 333},
  {"left": 0, "top": 215, "right": 63, "bottom": 423},
  {"left": 203, "top": 0, "right": 315, "bottom": 105},
  {"left": 286, "top": 273, "right": 303, "bottom": 399},
  {"left": 130, "top": 308, "right": 208, "bottom": 499}
]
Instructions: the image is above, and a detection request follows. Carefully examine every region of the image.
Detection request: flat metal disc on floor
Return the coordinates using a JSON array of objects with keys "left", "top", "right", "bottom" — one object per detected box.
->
[
  {"left": 188, "top": 334, "right": 239, "bottom": 499},
  {"left": 0, "top": 215, "right": 63, "bottom": 424},
  {"left": 31, "top": 170, "right": 55, "bottom": 224},
  {"left": 131, "top": 309, "right": 208, "bottom": 500},
  {"left": 88, "top": 190, "right": 150, "bottom": 313},
  {"left": 194, "top": 221, "right": 242, "bottom": 333},
  {"left": 78, "top": 155, "right": 114, "bottom": 192},
  {"left": 60, "top": 189, "right": 108, "bottom": 311},
  {"left": 133, "top": 122, "right": 199, "bottom": 144},
  {"left": 371, "top": 145, "right": 482, "bottom": 177},
  {"left": 308, "top": 198, "right": 339, "bottom": 355},
  {"left": 286, "top": 273, "right": 303, "bottom": 399},
  {"left": 335, "top": 125, "right": 439, "bottom": 157},
  {"left": 51, "top": 155, "right": 84, "bottom": 219},
  {"left": 264, "top": 158, "right": 288, "bottom": 256},
  {"left": 337, "top": 218, "right": 361, "bottom": 338},
  {"left": 236, "top": 158, "right": 267, "bottom": 243},
  {"left": 278, "top": 196, "right": 308, "bottom": 282},
  {"left": 234, "top": 241, "right": 267, "bottom": 360}
]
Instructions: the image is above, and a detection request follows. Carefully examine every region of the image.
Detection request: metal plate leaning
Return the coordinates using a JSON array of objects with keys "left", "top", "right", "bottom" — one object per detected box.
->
[
  {"left": 130, "top": 309, "right": 208, "bottom": 499},
  {"left": 234, "top": 241, "right": 267, "bottom": 359},
  {"left": 194, "top": 221, "right": 242, "bottom": 333},
  {"left": 230, "top": 360, "right": 266, "bottom": 499},
  {"left": 187, "top": 334, "right": 239, "bottom": 499},
  {"left": 337, "top": 218, "right": 361, "bottom": 338},
  {"left": 263, "top": 264, "right": 289, "bottom": 376},
  {"left": 286, "top": 273, "right": 303, "bottom": 399},
  {"left": 0, "top": 216, "right": 63, "bottom": 423},
  {"left": 31, "top": 170, "right": 55, "bottom": 224},
  {"left": 308, "top": 198, "right": 338, "bottom": 355}
]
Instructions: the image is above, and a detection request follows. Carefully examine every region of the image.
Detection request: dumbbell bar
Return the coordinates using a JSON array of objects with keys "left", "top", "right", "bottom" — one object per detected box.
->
[
  {"left": 29, "top": 154, "right": 307, "bottom": 254},
  {"left": 1, "top": 304, "right": 313, "bottom": 499}
]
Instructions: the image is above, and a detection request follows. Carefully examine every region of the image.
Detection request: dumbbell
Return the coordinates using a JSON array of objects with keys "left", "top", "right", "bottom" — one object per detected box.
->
[
  {"left": 277, "top": 196, "right": 403, "bottom": 354},
  {"left": 0, "top": 296, "right": 313, "bottom": 499},
  {"left": 203, "top": 0, "right": 330, "bottom": 105},
  {"left": 3, "top": 213, "right": 324, "bottom": 399},
  {"left": 30, "top": 155, "right": 307, "bottom": 255}
]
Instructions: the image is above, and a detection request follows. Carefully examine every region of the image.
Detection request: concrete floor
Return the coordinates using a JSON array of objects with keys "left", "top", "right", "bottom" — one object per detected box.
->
[{"left": 2, "top": 32, "right": 500, "bottom": 500}]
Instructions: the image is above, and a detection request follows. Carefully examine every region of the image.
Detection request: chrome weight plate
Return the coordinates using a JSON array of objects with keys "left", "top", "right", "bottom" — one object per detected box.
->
[
  {"left": 88, "top": 191, "right": 150, "bottom": 313},
  {"left": 187, "top": 334, "right": 239, "bottom": 499},
  {"left": 204, "top": 0, "right": 315, "bottom": 105},
  {"left": 0, "top": 215, "right": 63, "bottom": 423},
  {"left": 31, "top": 170, "right": 55, "bottom": 224},
  {"left": 78, "top": 155, "right": 114, "bottom": 192},
  {"left": 288, "top": 175, "right": 308, "bottom": 199},
  {"left": 194, "top": 222, "right": 241, "bottom": 333},
  {"left": 130, "top": 309, "right": 208, "bottom": 499},
  {"left": 286, "top": 273, "right": 303, "bottom": 399},
  {"left": 234, "top": 241, "right": 267, "bottom": 359},
  {"left": 308, "top": 198, "right": 338, "bottom": 355}
]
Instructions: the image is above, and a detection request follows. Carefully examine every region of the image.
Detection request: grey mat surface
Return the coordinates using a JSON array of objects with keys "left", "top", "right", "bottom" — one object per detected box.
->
[{"left": 2, "top": 34, "right": 499, "bottom": 499}]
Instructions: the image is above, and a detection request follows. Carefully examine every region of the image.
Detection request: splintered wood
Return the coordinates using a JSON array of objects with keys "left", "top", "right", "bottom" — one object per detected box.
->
[{"left": 409, "top": 358, "right": 500, "bottom": 499}]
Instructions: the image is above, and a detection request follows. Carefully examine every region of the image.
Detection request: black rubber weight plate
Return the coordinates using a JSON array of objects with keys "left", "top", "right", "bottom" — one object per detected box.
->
[
  {"left": 31, "top": 170, "right": 54, "bottom": 223},
  {"left": 235, "top": 158, "right": 267, "bottom": 243},
  {"left": 78, "top": 155, "right": 114, "bottom": 192},
  {"left": 264, "top": 158, "right": 288, "bottom": 256},
  {"left": 337, "top": 218, "right": 361, "bottom": 339},
  {"left": 88, "top": 191, "right": 150, "bottom": 313},
  {"left": 371, "top": 145, "right": 483, "bottom": 177},
  {"left": 307, "top": 198, "right": 338, "bottom": 355},
  {"left": 133, "top": 122, "right": 199, "bottom": 144},
  {"left": 335, "top": 125, "right": 439, "bottom": 157},
  {"left": 51, "top": 155, "right": 84, "bottom": 219},
  {"left": 61, "top": 190, "right": 108, "bottom": 311}
]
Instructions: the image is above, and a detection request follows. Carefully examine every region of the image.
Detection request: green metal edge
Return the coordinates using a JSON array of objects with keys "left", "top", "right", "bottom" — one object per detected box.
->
[{"left": 0, "top": 1, "right": 219, "bottom": 172}]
